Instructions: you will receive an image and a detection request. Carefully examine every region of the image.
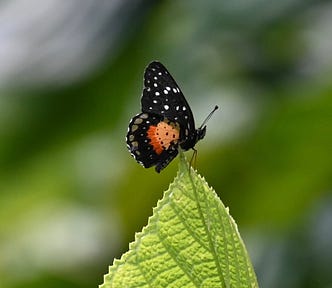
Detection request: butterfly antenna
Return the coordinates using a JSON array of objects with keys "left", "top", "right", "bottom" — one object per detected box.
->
[{"left": 199, "top": 105, "right": 219, "bottom": 129}]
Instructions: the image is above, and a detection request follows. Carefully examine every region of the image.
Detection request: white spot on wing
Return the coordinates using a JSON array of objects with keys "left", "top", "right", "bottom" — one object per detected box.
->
[
  {"left": 166, "top": 87, "right": 171, "bottom": 91},
  {"left": 164, "top": 105, "right": 169, "bottom": 110},
  {"left": 155, "top": 92, "right": 160, "bottom": 96},
  {"left": 163, "top": 89, "right": 168, "bottom": 94}
]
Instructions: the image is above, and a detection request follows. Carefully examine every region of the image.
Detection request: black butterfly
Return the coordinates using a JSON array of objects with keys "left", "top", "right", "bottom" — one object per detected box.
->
[{"left": 126, "top": 61, "right": 218, "bottom": 172}]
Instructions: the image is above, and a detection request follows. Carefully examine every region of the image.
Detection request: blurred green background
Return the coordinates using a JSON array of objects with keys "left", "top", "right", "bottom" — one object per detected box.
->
[{"left": 0, "top": 1, "right": 331, "bottom": 287}]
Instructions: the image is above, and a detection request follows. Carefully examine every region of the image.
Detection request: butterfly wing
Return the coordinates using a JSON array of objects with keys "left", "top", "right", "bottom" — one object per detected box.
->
[
  {"left": 126, "top": 112, "right": 179, "bottom": 172},
  {"left": 141, "top": 61, "right": 196, "bottom": 137}
]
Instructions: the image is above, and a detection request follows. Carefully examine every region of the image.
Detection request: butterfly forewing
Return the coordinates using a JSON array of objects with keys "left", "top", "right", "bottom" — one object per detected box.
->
[{"left": 141, "top": 61, "right": 195, "bottom": 132}]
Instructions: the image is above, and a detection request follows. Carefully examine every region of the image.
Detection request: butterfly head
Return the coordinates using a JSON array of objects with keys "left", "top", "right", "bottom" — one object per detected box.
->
[
  {"left": 196, "top": 105, "right": 218, "bottom": 142},
  {"left": 196, "top": 126, "right": 207, "bottom": 142}
]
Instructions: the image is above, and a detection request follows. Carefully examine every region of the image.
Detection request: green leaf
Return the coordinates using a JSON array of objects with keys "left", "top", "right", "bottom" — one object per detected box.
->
[{"left": 101, "top": 152, "right": 258, "bottom": 288}]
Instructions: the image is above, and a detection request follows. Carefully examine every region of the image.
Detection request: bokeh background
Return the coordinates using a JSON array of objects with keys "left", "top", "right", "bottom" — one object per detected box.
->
[{"left": 1, "top": 0, "right": 331, "bottom": 287}]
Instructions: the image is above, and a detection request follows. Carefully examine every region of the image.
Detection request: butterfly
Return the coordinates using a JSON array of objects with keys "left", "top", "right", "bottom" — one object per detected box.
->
[{"left": 126, "top": 61, "right": 218, "bottom": 172}]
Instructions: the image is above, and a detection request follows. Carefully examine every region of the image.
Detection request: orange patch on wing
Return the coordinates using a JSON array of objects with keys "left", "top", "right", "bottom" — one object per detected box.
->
[{"left": 147, "top": 121, "right": 180, "bottom": 155}]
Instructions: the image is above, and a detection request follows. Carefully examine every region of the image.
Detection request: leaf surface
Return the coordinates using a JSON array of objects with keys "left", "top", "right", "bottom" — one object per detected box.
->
[{"left": 101, "top": 153, "right": 258, "bottom": 288}]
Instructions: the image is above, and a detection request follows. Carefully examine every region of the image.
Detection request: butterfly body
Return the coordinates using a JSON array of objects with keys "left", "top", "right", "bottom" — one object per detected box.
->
[{"left": 126, "top": 61, "right": 212, "bottom": 173}]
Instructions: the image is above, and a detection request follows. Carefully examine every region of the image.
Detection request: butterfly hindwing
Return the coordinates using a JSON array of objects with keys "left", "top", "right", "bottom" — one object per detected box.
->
[{"left": 126, "top": 112, "right": 179, "bottom": 171}]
